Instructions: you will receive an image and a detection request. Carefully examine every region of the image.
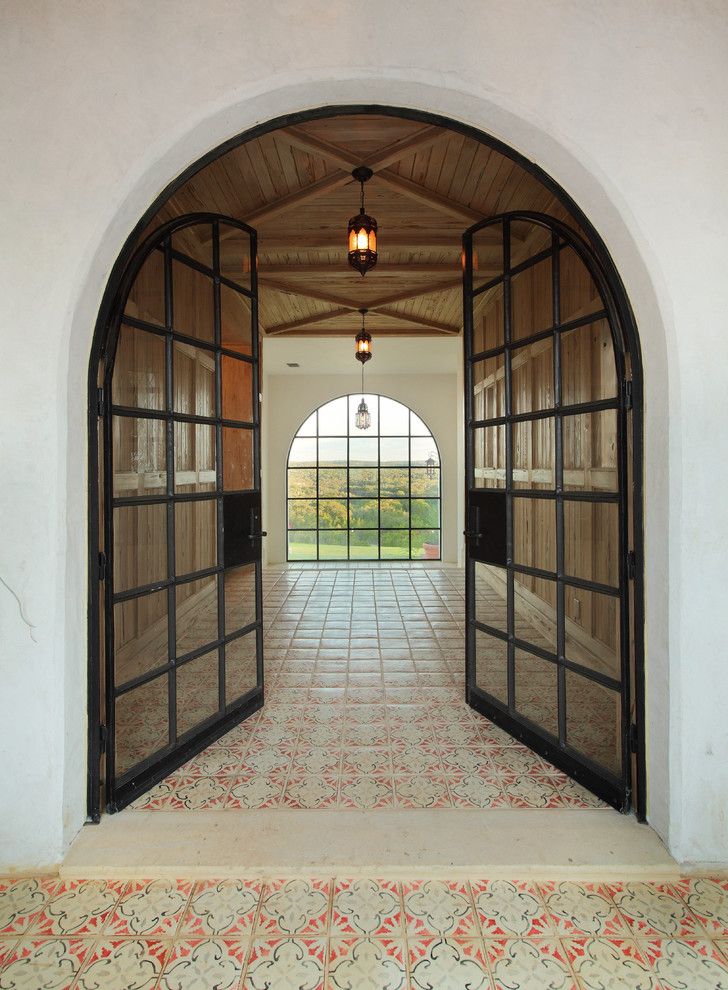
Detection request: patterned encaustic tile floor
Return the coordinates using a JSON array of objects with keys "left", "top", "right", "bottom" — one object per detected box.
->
[
  {"left": 132, "top": 565, "right": 608, "bottom": 812},
  {"left": 1, "top": 874, "right": 728, "bottom": 988}
]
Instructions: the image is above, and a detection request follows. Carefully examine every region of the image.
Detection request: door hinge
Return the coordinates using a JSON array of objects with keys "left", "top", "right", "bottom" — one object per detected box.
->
[
  {"left": 96, "top": 386, "right": 105, "bottom": 417},
  {"left": 621, "top": 379, "right": 633, "bottom": 411},
  {"left": 99, "top": 723, "right": 107, "bottom": 754},
  {"left": 98, "top": 551, "right": 107, "bottom": 582},
  {"left": 629, "top": 723, "right": 639, "bottom": 753},
  {"left": 626, "top": 550, "right": 636, "bottom": 580}
]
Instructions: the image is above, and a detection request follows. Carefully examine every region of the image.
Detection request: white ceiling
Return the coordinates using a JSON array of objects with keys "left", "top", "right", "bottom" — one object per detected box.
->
[{"left": 262, "top": 335, "right": 462, "bottom": 376}]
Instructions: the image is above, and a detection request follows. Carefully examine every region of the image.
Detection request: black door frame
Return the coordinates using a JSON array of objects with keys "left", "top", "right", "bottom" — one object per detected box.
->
[
  {"left": 463, "top": 211, "right": 640, "bottom": 813},
  {"left": 87, "top": 105, "right": 645, "bottom": 823},
  {"left": 90, "top": 212, "right": 264, "bottom": 814}
]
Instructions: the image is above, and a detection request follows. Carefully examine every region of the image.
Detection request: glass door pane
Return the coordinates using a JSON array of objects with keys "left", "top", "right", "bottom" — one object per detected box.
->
[
  {"left": 105, "top": 216, "right": 263, "bottom": 811},
  {"left": 464, "top": 213, "right": 631, "bottom": 811}
]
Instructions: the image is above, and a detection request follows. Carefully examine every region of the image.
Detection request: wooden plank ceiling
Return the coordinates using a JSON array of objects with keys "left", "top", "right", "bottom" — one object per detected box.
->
[{"left": 148, "top": 114, "right": 570, "bottom": 337}]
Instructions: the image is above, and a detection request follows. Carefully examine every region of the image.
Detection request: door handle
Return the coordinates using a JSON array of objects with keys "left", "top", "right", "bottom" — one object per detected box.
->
[
  {"left": 464, "top": 530, "right": 482, "bottom": 539},
  {"left": 249, "top": 531, "right": 268, "bottom": 540}
]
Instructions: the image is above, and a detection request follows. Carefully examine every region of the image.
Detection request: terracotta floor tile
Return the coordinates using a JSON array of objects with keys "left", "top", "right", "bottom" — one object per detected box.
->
[
  {"left": 408, "top": 938, "right": 491, "bottom": 990},
  {"left": 471, "top": 880, "right": 552, "bottom": 939},
  {"left": 485, "top": 938, "right": 577, "bottom": 989},
  {"left": 158, "top": 938, "right": 248, "bottom": 990},
  {"left": 76, "top": 938, "right": 168, "bottom": 990},
  {"left": 30, "top": 879, "right": 124, "bottom": 937},
  {"left": 0, "top": 937, "right": 93, "bottom": 989},
  {"left": 106, "top": 880, "right": 193, "bottom": 937},
  {"left": 331, "top": 879, "right": 403, "bottom": 937},
  {"left": 181, "top": 880, "right": 262, "bottom": 936},
  {"left": 244, "top": 937, "right": 326, "bottom": 990},
  {"left": 327, "top": 938, "right": 407, "bottom": 989},
  {"left": 257, "top": 880, "right": 331, "bottom": 937}
]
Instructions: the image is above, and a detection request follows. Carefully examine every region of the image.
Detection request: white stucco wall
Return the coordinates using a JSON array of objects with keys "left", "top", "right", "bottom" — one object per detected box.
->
[{"left": 1, "top": 0, "right": 727, "bottom": 868}]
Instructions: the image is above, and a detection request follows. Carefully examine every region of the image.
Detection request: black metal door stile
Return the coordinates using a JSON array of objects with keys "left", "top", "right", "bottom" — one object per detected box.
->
[
  {"left": 463, "top": 212, "right": 635, "bottom": 811},
  {"left": 100, "top": 214, "right": 264, "bottom": 811}
]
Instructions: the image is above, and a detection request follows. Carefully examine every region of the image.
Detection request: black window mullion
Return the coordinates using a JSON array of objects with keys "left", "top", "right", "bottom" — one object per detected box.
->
[
  {"left": 503, "top": 220, "right": 515, "bottom": 714},
  {"left": 552, "top": 230, "right": 567, "bottom": 750},
  {"left": 213, "top": 220, "right": 226, "bottom": 714},
  {"left": 164, "top": 236, "right": 178, "bottom": 747}
]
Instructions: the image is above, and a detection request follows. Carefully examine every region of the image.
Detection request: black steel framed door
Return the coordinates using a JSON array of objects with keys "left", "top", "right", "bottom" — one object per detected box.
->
[
  {"left": 99, "top": 213, "right": 263, "bottom": 811},
  {"left": 463, "top": 211, "right": 639, "bottom": 811}
]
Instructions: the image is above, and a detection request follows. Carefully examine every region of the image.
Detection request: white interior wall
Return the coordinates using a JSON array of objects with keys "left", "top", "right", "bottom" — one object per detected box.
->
[
  {"left": 1, "top": 0, "right": 727, "bottom": 869},
  {"left": 262, "top": 338, "right": 463, "bottom": 567}
]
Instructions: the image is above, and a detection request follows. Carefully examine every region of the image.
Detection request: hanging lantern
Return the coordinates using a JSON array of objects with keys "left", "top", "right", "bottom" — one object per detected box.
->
[
  {"left": 355, "top": 397, "right": 371, "bottom": 431},
  {"left": 426, "top": 452, "right": 436, "bottom": 479},
  {"left": 354, "top": 308, "right": 372, "bottom": 364},
  {"left": 347, "top": 166, "right": 378, "bottom": 276},
  {"left": 354, "top": 309, "right": 372, "bottom": 430}
]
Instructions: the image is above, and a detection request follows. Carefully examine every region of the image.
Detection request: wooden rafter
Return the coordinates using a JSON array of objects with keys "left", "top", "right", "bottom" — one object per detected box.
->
[
  {"left": 262, "top": 277, "right": 461, "bottom": 335},
  {"left": 265, "top": 308, "right": 353, "bottom": 336},
  {"left": 260, "top": 277, "right": 461, "bottom": 314},
  {"left": 242, "top": 261, "right": 463, "bottom": 276}
]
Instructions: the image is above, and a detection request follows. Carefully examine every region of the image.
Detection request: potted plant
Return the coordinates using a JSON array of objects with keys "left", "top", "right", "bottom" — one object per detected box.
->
[{"left": 422, "top": 530, "right": 440, "bottom": 559}]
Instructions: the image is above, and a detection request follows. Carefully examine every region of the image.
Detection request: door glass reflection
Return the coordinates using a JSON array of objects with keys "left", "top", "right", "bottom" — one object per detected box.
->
[
  {"left": 514, "top": 648, "right": 558, "bottom": 737},
  {"left": 474, "top": 629, "right": 508, "bottom": 704},
  {"left": 566, "top": 672, "right": 621, "bottom": 776},
  {"left": 224, "top": 563, "right": 257, "bottom": 635},
  {"left": 513, "top": 574, "right": 557, "bottom": 654},
  {"left": 115, "top": 674, "right": 169, "bottom": 777},
  {"left": 474, "top": 561, "right": 507, "bottom": 632},
  {"left": 176, "top": 575, "right": 218, "bottom": 657},
  {"left": 114, "top": 589, "right": 168, "bottom": 685},
  {"left": 226, "top": 631, "right": 257, "bottom": 705},
  {"left": 177, "top": 649, "right": 219, "bottom": 736},
  {"left": 113, "top": 503, "right": 167, "bottom": 593},
  {"left": 112, "top": 416, "right": 166, "bottom": 497}
]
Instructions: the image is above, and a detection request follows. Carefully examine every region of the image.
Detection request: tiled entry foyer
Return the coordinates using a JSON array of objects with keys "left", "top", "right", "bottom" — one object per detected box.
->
[{"left": 133, "top": 564, "right": 605, "bottom": 811}]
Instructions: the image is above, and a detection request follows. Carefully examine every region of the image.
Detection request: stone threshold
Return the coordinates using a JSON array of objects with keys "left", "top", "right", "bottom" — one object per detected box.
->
[{"left": 61, "top": 808, "right": 680, "bottom": 880}]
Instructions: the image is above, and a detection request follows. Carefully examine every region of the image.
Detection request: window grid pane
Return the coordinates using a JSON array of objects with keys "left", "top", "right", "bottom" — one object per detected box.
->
[{"left": 287, "top": 395, "right": 440, "bottom": 561}]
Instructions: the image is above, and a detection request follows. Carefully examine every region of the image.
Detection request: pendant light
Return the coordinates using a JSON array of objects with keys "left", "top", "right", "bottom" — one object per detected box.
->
[
  {"left": 354, "top": 308, "right": 372, "bottom": 430},
  {"left": 426, "top": 452, "right": 437, "bottom": 479},
  {"left": 347, "top": 166, "right": 378, "bottom": 276}
]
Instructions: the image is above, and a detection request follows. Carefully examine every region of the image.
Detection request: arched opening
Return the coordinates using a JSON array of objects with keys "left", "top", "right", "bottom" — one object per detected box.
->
[
  {"left": 286, "top": 394, "right": 442, "bottom": 562},
  {"left": 88, "top": 106, "right": 643, "bottom": 825}
]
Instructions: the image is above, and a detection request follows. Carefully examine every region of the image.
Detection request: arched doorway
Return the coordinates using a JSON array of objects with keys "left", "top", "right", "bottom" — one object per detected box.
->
[{"left": 88, "top": 107, "right": 644, "bottom": 822}]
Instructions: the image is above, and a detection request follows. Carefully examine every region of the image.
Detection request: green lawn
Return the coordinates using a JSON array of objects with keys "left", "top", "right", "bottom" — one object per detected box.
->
[{"left": 287, "top": 540, "right": 436, "bottom": 561}]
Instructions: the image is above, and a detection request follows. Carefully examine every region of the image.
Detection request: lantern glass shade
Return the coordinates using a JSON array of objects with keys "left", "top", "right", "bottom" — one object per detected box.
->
[
  {"left": 348, "top": 210, "right": 378, "bottom": 275},
  {"left": 426, "top": 454, "right": 436, "bottom": 479},
  {"left": 355, "top": 398, "right": 372, "bottom": 431},
  {"left": 355, "top": 329, "right": 372, "bottom": 363}
]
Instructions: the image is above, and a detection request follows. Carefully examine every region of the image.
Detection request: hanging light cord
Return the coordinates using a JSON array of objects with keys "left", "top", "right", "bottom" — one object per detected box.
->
[
  {"left": 360, "top": 179, "right": 365, "bottom": 213},
  {"left": 361, "top": 361, "right": 365, "bottom": 397}
]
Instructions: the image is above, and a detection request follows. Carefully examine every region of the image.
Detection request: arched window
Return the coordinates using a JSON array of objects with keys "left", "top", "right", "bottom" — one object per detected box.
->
[{"left": 287, "top": 394, "right": 441, "bottom": 561}]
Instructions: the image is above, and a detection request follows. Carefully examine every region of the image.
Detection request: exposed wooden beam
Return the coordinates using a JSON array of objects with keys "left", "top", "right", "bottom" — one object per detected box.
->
[
  {"left": 363, "top": 279, "right": 462, "bottom": 309},
  {"left": 252, "top": 234, "right": 474, "bottom": 251},
  {"left": 225, "top": 125, "right": 480, "bottom": 236},
  {"left": 280, "top": 124, "right": 444, "bottom": 174},
  {"left": 372, "top": 308, "right": 460, "bottom": 334},
  {"left": 246, "top": 261, "right": 463, "bottom": 276},
  {"left": 259, "top": 276, "right": 462, "bottom": 316},
  {"left": 259, "top": 278, "right": 360, "bottom": 310},
  {"left": 244, "top": 171, "right": 352, "bottom": 225},
  {"left": 266, "top": 308, "right": 352, "bottom": 336},
  {"left": 267, "top": 326, "right": 457, "bottom": 339},
  {"left": 375, "top": 169, "right": 483, "bottom": 224}
]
